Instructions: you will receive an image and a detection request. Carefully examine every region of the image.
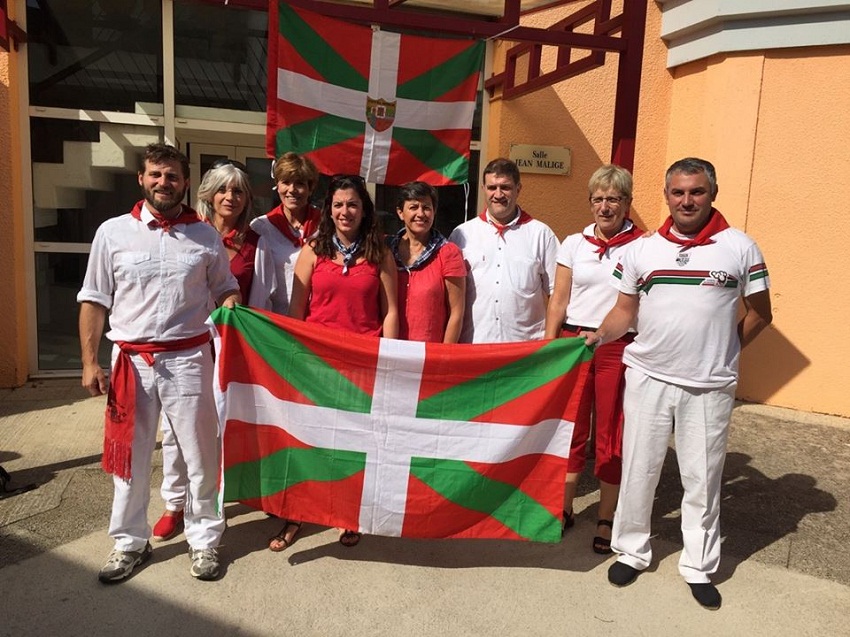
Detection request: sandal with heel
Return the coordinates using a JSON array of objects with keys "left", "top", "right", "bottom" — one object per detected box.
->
[{"left": 593, "top": 519, "right": 614, "bottom": 554}]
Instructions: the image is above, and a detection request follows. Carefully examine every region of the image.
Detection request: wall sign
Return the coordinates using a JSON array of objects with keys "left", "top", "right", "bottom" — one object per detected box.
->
[{"left": 509, "top": 144, "right": 571, "bottom": 176}]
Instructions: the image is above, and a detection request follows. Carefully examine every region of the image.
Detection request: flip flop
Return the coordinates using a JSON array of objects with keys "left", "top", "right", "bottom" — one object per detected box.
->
[
  {"left": 338, "top": 529, "right": 361, "bottom": 547},
  {"left": 269, "top": 520, "right": 302, "bottom": 552}
]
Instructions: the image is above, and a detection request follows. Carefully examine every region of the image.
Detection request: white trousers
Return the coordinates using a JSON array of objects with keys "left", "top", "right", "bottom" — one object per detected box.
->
[
  {"left": 108, "top": 345, "right": 225, "bottom": 552},
  {"left": 612, "top": 367, "right": 735, "bottom": 583},
  {"left": 160, "top": 415, "right": 187, "bottom": 511}
]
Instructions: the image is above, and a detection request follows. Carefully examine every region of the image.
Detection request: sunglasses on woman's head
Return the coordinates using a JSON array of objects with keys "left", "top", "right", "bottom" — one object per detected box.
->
[
  {"left": 330, "top": 173, "right": 367, "bottom": 186},
  {"left": 211, "top": 158, "right": 248, "bottom": 172}
]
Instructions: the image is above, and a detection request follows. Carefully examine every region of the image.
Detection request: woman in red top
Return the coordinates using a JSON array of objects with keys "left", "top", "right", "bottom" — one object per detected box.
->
[
  {"left": 388, "top": 181, "right": 466, "bottom": 343},
  {"left": 196, "top": 160, "right": 259, "bottom": 302},
  {"left": 289, "top": 174, "right": 398, "bottom": 546}
]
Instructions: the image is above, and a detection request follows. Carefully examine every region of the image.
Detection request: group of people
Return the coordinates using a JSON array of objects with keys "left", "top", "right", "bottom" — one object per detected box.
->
[{"left": 78, "top": 144, "right": 772, "bottom": 612}]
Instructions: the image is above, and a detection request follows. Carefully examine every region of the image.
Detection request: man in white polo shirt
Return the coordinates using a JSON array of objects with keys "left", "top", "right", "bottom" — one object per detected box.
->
[
  {"left": 449, "top": 158, "right": 558, "bottom": 343},
  {"left": 78, "top": 143, "right": 239, "bottom": 584},
  {"left": 584, "top": 157, "right": 772, "bottom": 610}
]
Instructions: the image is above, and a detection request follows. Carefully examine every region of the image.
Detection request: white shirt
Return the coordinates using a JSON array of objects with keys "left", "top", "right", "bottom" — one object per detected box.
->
[
  {"left": 77, "top": 203, "right": 238, "bottom": 342},
  {"left": 557, "top": 221, "right": 636, "bottom": 329},
  {"left": 248, "top": 215, "right": 303, "bottom": 314},
  {"left": 615, "top": 228, "right": 770, "bottom": 388},
  {"left": 449, "top": 210, "right": 558, "bottom": 343}
]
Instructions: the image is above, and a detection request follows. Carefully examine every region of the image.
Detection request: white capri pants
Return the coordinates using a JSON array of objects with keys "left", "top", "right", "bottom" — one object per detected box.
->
[
  {"left": 611, "top": 367, "right": 735, "bottom": 583},
  {"left": 108, "top": 344, "right": 225, "bottom": 552}
]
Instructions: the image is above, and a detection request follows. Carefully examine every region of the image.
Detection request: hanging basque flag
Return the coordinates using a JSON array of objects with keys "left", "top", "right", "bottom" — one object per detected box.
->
[
  {"left": 212, "top": 306, "right": 592, "bottom": 543},
  {"left": 266, "top": 1, "right": 484, "bottom": 186}
]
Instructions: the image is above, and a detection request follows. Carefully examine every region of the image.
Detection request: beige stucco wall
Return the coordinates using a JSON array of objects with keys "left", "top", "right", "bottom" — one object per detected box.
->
[
  {"left": 488, "top": 4, "right": 850, "bottom": 417},
  {"left": 0, "top": 51, "right": 27, "bottom": 387}
]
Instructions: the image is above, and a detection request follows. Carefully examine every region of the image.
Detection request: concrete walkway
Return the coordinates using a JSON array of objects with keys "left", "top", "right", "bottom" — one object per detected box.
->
[{"left": 1, "top": 380, "right": 848, "bottom": 636}]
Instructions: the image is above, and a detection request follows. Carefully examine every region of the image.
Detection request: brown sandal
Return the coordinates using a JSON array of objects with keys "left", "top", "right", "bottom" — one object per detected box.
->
[{"left": 269, "top": 520, "right": 302, "bottom": 552}]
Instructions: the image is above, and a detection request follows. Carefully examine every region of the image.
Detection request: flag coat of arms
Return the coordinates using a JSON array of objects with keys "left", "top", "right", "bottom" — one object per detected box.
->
[
  {"left": 213, "top": 306, "right": 592, "bottom": 543},
  {"left": 266, "top": 2, "right": 484, "bottom": 185}
]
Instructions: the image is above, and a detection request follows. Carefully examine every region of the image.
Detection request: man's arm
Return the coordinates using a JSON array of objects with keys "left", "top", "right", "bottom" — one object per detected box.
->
[
  {"left": 739, "top": 290, "right": 772, "bottom": 347},
  {"left": 583, "top": 292, "right": 639, "bottom": 347},
  {"left": 79, "top": 301, "right": 108, "bottom": 396}
]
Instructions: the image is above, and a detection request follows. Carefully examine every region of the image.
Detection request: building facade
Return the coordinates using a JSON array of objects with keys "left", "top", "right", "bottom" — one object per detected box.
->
[{"left": 1, "top": 0, "right": 848, "bottom": 417}]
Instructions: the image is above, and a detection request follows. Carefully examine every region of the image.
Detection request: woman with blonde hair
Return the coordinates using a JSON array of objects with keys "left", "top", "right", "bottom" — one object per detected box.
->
[{"left": 544, "top": 164, "right": 643, "bottom": 554}]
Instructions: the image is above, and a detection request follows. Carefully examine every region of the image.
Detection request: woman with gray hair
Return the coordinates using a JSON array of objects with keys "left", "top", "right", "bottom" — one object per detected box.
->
[
  {"left": 150, "top": 159, "right": 259, "bottom": 544},
  {"left": 195, "top": 159, "right": 259, "bottom": 302},
  {"left": 544, "top": 164, "right": 643, "bottom": 555}
]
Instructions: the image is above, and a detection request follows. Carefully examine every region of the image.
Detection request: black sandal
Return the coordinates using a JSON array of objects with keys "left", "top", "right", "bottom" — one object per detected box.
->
[
  {"left": 593, "top": 519, "right": 614, "bottom": 554},
  {"left": 269, "top": 520, "right": 302, "bottom": 552},
  {"left": 561, "top": 509, "right": 575, "bottom": 536},
  {"left": 339, "top": 529, "right": 361, "bottom": 547}
]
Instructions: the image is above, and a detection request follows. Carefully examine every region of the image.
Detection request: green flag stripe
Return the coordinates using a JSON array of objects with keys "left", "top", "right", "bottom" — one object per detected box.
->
[
  {"left": 278, "top": 3, "right": 368, "bottom": 91},
  {"left": 410, "top": 457, "right": 559, "bottom": 541},
  {"left": 224, "top": 446, "right": 367, "bottom": 501},
  {"left": 392, "top": 127, "right": 469, "bottom": 182},
  {"left": 750, "top": 270, "right": 768, "bottom": 281},
  {"left": 396, "top": 42, "right": 484, "bottom": 101},
  {"left": 215, "top": 307, "right": 371, "bottom": 413},
  {"left": 642, "top": 277, "right": 738, "bottom": 292},
  {"left": 275, "top": 113, "right": 365, "bottom": 156},
  {"left": 416, "top": 339, "right": 592, "bottom": 421}
]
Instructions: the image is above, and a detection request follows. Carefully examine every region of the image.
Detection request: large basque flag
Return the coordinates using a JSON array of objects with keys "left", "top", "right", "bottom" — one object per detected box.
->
[
  {"left": 266, "top": 1, "right": 484, "bottom": 186},
  {"left": 212, "top": 306, "right": 592, "bottom": 543}
]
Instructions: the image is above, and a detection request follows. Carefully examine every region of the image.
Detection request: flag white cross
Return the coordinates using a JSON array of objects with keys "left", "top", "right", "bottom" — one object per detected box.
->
[{"left": 221, "top": 338, "right": 573, "bottom": 536}]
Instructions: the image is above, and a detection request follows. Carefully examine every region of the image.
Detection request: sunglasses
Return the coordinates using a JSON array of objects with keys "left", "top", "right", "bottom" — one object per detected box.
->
[
  {"left": 330, "top": 173, "right": 367, "bottom": 186},
  {"left": 210, "top": 158, "right": 248, "bottom": 172}
]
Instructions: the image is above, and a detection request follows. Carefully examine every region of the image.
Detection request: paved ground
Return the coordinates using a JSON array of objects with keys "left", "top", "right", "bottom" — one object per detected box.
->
[{"left": 1, "top": 379, "right": 848, "bottom": 636}]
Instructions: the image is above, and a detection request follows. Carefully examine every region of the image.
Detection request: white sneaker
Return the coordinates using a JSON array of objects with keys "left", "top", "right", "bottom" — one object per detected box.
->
[
  {"left": 189, "top": 547, "right": 220, "bottom": 581},
  {"left": 98, "top": 543, "right": 152, "bottom": 583}
]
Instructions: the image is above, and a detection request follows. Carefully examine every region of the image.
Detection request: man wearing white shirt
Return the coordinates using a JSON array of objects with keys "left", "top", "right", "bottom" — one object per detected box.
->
[
  {"left": 78, "top": 143, "right": 239, "bottom": 583},
  {"left": 449, "top": 158, "right": 558, "bottom": 343},
  {"left": 585, "top": 157, "right": 773, "bottom": 609}
]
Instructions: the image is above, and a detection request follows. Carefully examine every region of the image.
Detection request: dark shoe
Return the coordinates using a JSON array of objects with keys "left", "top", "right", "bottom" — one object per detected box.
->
[
  {"left": 593, "top": 519, "right": 614, "bottom": 554},
  {"left": 608, "top": 561, "right": 640, "bottom": 587},
  {"left": 338, "top": 529, "right": 361, "bottom": 547},
  {"left": 561, "top": 509, "right": 575, "bottom": 536},
  {"left": 98, "top": 543, "right": 153, "bottom": 583},
  {"left": 269, "top": 520, "right": 302, "bottom": 552},
  {"left": 689, "top": 583, "right": 722, "bottom": 610}
]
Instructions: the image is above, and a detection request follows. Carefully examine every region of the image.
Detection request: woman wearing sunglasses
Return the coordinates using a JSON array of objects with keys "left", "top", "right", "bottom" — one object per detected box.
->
[
  {"left": 388, "top": 181, "right": 466, "bottom": 343},
  {"left": 287, "top": 174, "right": 399, "bottom": 548},
  {"left": 543, "top": 164, "right": 643, "bottom": 554},
  {"left": 151, "top": 159, "right": 258, "bottom": 544},
  {"left": 249, "top": 152, "right": 321, "bottom": 314}
]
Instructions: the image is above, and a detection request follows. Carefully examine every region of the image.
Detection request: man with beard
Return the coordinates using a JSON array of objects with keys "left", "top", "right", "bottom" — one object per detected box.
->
[
  {"left": 449, "top": 158, "right": 558, "bottom": 343},
  {"left": 78, "top": 143, "right": 239, "bottom": 583},
  {"left": 584, "top": 157, "right": 772, "bottom": 609}
]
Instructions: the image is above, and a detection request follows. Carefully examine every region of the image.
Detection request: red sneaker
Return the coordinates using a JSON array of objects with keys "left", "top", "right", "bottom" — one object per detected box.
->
[{"left": 152, "top": 510, "right": 184, "bottom": 541}]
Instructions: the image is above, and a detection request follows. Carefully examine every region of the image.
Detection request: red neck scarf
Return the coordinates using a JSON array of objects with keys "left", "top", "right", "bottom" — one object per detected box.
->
[
  {"left": 266, "top": 204, "right": 321, "bottom": 247},
  {"left": 478, "top": 207, "right": 533, "bottom": 238},
  {"left": 130, "top": 200, "right": 201, "bottom": 231},
  {"left": 103, "top": 334, "right": 211, "bottom": 481},
  {"left": 582, "top": 220, "right": 644, "bottom": 260},
  {"left": 658, "top": 208, "right": 730, "bottom": 250},
  {"left": 219, "top": 228, "right": 239, "bottom": 251}
]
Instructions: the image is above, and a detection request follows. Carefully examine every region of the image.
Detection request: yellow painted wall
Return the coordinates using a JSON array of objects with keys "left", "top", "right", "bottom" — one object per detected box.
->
[
  {"left": 0, "top": 51, "right": 27, "bottom": 387},
  {"left": 489, "top": 4, "right": 850, "bottom": 417}
]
